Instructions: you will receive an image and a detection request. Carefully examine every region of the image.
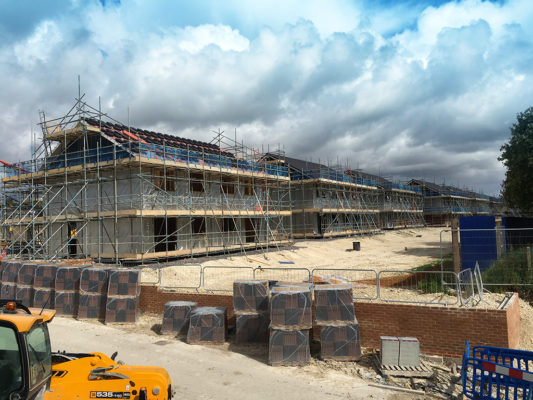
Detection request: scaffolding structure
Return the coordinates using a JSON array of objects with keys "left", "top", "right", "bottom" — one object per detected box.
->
[
  {"left": 379, "top": 181, "right": 425, "bottom": 229},
  {"left": 263, "top": 155, "right": 381, "bottom": 238},
  {"left": 0, "top": 99, "right": 292, "bottom": 263},
  {"left": 408, "top": 179, "right": 503, "bottom": 226}
]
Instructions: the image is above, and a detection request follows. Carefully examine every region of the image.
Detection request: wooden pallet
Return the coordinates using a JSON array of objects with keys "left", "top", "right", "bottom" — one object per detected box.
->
[{"left": 374, "top": 355, "right": 434, "bottom": 378}]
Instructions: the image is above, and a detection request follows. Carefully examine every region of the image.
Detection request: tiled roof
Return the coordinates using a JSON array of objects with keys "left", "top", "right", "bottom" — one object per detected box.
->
[
  {"left": 408, "top": 179, "right": 491, "bottom": 199},
  {"left": 263, "top": 153, "right": 331, "bottom": 173},
  {"left": 83, "top": 118, "right": 234, "bottom": 158}
]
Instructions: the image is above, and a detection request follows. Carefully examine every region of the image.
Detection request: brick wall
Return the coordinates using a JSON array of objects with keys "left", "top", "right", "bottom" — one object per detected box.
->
[
  {"left": 354, "top": 294, "right": 520, "bottom": 358},
  {"left": 139, "top": 285, "right": 520, "bottom": 358},
  {"left": 140, "top": 285, "right": 234, "bottom": 315},
  {"left": 506, "top": 293, "right": 520, "bottom": 349}
]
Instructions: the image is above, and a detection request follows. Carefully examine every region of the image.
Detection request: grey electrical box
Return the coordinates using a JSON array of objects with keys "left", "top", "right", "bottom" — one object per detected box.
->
[
  {"left": 398, "top": 337, "right": 420, "bottom": 367},
  {"left": 380, "top": 336, "right": 399, "bottom": 366}
]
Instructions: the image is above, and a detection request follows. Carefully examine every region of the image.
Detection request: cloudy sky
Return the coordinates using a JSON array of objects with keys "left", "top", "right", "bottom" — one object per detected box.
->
[{"left": 1, "top": 0, "right": 532, "bottom": 195}]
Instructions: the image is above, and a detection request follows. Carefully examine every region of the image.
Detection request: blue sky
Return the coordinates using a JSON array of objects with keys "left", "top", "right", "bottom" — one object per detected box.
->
[{"left": 0, "top": 0, "right": 532, "bottom": 195}]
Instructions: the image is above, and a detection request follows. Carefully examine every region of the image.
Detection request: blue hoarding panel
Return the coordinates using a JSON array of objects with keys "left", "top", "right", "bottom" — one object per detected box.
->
[{"left": 459, "top": 216, "right": 497, "bottom": 272}]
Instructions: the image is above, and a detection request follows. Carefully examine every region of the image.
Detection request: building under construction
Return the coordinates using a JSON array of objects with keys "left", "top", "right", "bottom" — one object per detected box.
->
[
  {"left": 408, "top": 179, "right": 503, "bottom": 226},
  {"left": 262, "top": 154, "right": 382, "bottom": 238},
  {"left": 372, "top": 176, "right": 425, "bottom": 229},
  {"left": 0, "top": 100, "right": 292, "bottom": 262},
  {"left": 0, "top": 101, "right": 508, "bottom": 262}
]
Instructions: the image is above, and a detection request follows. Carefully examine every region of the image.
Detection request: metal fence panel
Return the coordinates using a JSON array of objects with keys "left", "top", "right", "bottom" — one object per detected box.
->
[
  {"left": 378, "top": 270, "right": 460, "bottom": 306},
  {"left": 202, "top": 266, "right": 254, "bottom": 292},
  {"left": 158, "top": 264, "right": 202, "bottom": 290},
  {"left": 458, "top": 268, "right": 475, "bottom": 307},
  {"left": 253, "top": 267, "right": 310, "bottom": 283},
  {"left": 312, "top": 268, "right": 378, "bottom": 300},
  {"left": 473, "top": 262, "right": 484, "bottom": 302}
]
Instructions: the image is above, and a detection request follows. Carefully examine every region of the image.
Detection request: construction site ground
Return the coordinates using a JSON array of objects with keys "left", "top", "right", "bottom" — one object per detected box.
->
[
  {"left": 141, "top": 227, "right": 453, "bottom": 291},
  {"left": 50, "top": 227, "right": 533, "bottom": 399},
  {"left": 49, "top": 317, "right": 415, "bottom": 400}
]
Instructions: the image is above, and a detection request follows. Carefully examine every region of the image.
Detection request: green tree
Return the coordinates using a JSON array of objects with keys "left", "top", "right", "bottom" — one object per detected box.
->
[{"left": 499, "top": 107, "right": 533, "bottom": 213}]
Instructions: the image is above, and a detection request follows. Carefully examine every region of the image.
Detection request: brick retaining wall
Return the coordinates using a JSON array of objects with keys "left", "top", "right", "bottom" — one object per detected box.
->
[{"left": 139, "top": 285, "right": 520, "bottom": 358}]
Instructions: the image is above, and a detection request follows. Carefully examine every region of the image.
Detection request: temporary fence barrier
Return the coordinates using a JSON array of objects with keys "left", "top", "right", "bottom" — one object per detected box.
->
[
  {"left": 458, "top": 268, "right": 475, "bottom": 307},
  {"left": 462, "top": 341, "right": 533, "bottom": 399},
  {"left": 202, "top": 266, "right": 254, "bottom": 292},
  {"left": 377, "top": 270, "right": 460, "bottom": 306},
  {"left": 159, "top": 264, "right": 202, "bottom": 291},
  {"left": 311, "top": 268, "right": 379, "bottom": 300},
  {"left": 253, "top": 267, "right": 311, "bottom": 283},
  {"left": 473, "top": 262, "right": 486, "bottom": 304},
  {"left": 136, "top": 263, "right": 488, "bottom": 307}
]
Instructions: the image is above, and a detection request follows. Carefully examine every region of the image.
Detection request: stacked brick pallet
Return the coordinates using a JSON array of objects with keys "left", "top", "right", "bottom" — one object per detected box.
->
[
  {"left": 268, "top": 285, "right": 312, "bottom": 366},
  {"left": 0, "top": 260, "right": 141, "bottom": 325},
  {"left": 33, "top": 265, "right": 58, "bottom": 308},
  {"left": 0, "top": 261, "right": 20, "bottom": 299},
  {"left": 55, "top": 266, "right": 82, "bottom": 316},
  {"left": 233, "top": 280, "right": 270, "bottom": 343},
  {"left": 161, "top": 301, "right": 197, "bottom": 336},
  {"left": 16, "top": 263, "right": 36, "bottom": 306},
  {"left": 78, "top": 267, "right": 110, "bottom": 320},
  {"left": 105, "top": 269, "right": 140, "bottom": 323},
  {"left": 314, "top": 284, "right": 361, "bottom": 361},
  {"left": 187, "top": 306, "right": 227, "bottom": 344}
]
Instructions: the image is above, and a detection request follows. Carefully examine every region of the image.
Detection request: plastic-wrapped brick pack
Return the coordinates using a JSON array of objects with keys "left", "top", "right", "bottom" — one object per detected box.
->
[
  {"left": 233, "top": 280, "right": 269, "bottom": 314},
  {"left": 314, "top": 284, "right": 355, "bottom": 325},
  {"left": 0, "top": 283, "right": 16, "bottom": 299},
  {"left": 17, "top": 263, "right": 36, "bottom": 286},
  {"left": 15, "top": 286, "right": 33, "bottom": 307},
  {"left": 161, "top": 301, "right": 197, "bottom": 336},
  {"left": 33, "top": 265, "right": 58, "bottom": 309},
  {"left": 80, "top": 268, "right": 110, "bottom": 295},
  {"left": 34, "top": 265, "right": 58, "bottom": 289},
  {"left": 320, "top": 322, "right": 362, "bottom": 361},
  {"left": 0, "top": 260, "right": 6, "bottom": 282},
  {"left": 1, "top": 261, "right": 20, "bottom": 283},
  {"left": 269, "top": 286, "right": 312, "bottom": 330},
  {"left": 54, "top": 267, "right": 82, "bottom": 316},
  {"left": 235, "top": 313, "right": 270, "bottom": 343},
  {"left": 55, "top": 267, "right": 82, "bottom": 291},
  {"left": 78, "top": 294, "right": 107, "bottom": 320},
  {"left": 269, "top": 329, "right": 311, "bottom": 366},
  {"left": 104, "top": 269, "right": 140, "bottom": 324},
  {"left": 54, "top": 291, "right": 79, "bottom": 316},
  {"left": 15, "top": 263, "right": 37, "bottom": 307},
  {"left": 0, "top": 261, "right": 19, "bottom": 299},
  {"left": 105, "top": 297, "right": 138, "bottom": 323},
  {"left": 187, "top": 307, "right": 226, "bottom": 345},
  {"left": 272, "top": 281, "right": 313, "bottom": 290},
  {"left": 107, "top": 269, "right": 139, "bottom": 296},
  {"left": 33, "top": 289, "right": 55, "bottom": 309}
]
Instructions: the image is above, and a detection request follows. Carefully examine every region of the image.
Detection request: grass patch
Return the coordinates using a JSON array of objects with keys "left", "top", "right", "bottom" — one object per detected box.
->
[
  {"left": 411, "top": 257, "right": 453, "bottom": 272},
  {"left": 411, "top": 257, "right": 454, "bottom": 294},
  {"left": 482, "top": 247, "right": 533, "bottom": 298}
]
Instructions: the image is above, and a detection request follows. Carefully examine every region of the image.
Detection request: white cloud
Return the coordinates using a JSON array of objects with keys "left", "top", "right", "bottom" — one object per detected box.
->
[
  {"left": 0, "top": 0, "right": 532, "bottom": 195},
  {"left": 13, "top": 20, "right": 62, "bottom": 68},
  {"left": 173, "top": 24, "right": 249, "bottom": 54}
]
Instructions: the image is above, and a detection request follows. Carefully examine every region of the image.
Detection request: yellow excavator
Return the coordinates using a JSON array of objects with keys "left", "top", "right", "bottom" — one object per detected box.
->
[{"left": 0, "top": 300, "right": 172, "bottom": 400}]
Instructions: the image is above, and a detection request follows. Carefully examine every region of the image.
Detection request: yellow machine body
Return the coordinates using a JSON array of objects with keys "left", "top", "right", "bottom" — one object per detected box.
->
[
  {"left": 0, "top": 301, "right": 172, "bottom": 400},
  {"left": 48, "top": 352, "right": 172, "bottom": 399}
]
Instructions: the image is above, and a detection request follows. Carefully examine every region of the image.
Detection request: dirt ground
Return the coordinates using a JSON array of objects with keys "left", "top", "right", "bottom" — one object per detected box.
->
[
  {"left": 211, "top": 227, "right": 451, "bottom": 270},
  {"left": 141, "top": 227, "right": 452, "bottom": 291},
  {"left": 47, "top": 227, "right": 533, "bottom": 399},
  {"left": 49, "top": 317, "right": 415, "bottom": 400}
]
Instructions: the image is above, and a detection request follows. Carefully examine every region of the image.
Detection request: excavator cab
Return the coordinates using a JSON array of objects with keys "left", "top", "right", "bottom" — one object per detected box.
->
[{"left": 0, "top": 300, "right": 54, "bottom": 400}]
